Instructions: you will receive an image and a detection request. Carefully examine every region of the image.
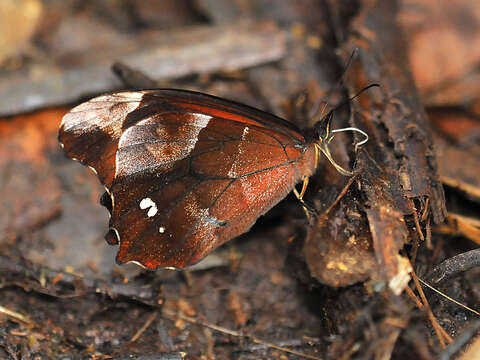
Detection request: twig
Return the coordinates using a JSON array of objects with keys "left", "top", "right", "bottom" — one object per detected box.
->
[
  {"left": 0, "top": 305, "right": 31, "bottom": 324},
  {"left": 243, "top": 337, "right": 322, "bottom": 352},
  {"left": 424, "top": 249, "right": 480, "bottom": 284},
  {"left": 417, "top": 277, "right": 480, "bottom": 316},
  {"left": 426, "top": 216, "right": 432, "bottom": 249},
  {"left": 410, "top": 229, "right": 421, "bottom": 266},
  {"left": 321, "top": 175, "right": 357, "bottom": 219},
  {"left": 411, "top": 201, "right": 425, "bottom": 242},
  {"left": 404, "top": 286, "right": 423, "bottom": 309},
  {"left": 437, "top": 213, "right": 480, "bottom": 245},
  {"left": 411, "top": 271, "right": 453, "bottom": 347},
  {"left": 162, "top": 308, "right": 322, "bottom": 360},
  {"left": 129, "top": 311, "right": 159, "bottom": 343}
]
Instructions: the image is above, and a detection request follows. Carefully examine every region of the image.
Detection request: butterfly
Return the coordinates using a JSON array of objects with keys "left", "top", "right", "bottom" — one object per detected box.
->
[{"left": 58, "top": 89, "right": 367, "bottom": 269}]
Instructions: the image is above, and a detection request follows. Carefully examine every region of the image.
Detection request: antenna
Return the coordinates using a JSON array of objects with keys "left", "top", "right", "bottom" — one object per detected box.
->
[
  {"left": 314, "top": 48, "right": 359, "bottom": 123},
  {"left": 313, "top": 81, "right": 379, "bottom": 176}
]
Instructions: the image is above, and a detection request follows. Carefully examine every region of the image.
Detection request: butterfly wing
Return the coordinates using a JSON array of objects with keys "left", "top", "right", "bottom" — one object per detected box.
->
[{"left": 59, "top": 89, "right": 316, "bottom": 269}]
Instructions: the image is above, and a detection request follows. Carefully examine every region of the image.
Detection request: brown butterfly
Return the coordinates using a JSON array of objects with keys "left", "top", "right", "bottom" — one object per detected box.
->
[{"left": 59, "top": 89, "right": 367, "bottom": 269}]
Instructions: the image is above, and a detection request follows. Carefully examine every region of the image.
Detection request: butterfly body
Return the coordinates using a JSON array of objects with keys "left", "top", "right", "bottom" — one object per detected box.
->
[{"left": 59, "top": 89, "right": 318, "bottom": 269}]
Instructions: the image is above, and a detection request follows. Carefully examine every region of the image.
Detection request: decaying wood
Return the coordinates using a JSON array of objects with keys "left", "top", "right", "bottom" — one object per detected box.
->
[
  {"left": 0, "top": 20, "right": 285, "bottom": 116},
  {"left": 344, "top": 0, "right": 447, "bottom": 222},
  {"left": 424, "top": 248, "right": 480, "bottom": 285},
  {"left": 310, "top": 0, "right": 447, "bottom": 294}
]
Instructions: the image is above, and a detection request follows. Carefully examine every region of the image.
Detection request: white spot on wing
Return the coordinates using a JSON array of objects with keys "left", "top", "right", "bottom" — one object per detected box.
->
[
  {"left": 227, "top": 167, "right": 236, "bottom": 178},
  {"left": 159, "top": 226, "right": 166, "bottom": 233},
  {"left": 147, "top": 207, "right": 157, "bottom": 217},
  {"left": 139, "top": 198, "right": 153, "bottom": 209},
  {"left": 242, "top": 126, "right": 249, "bottom": 140},
  {"left": 139, "top": 197, "right": 158, "bottom": 217}
]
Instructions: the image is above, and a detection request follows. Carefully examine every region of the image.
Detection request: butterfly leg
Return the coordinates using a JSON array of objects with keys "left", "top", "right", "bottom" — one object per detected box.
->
[{"left": 293, "top": 176, "right": 317, "bottom": 219}]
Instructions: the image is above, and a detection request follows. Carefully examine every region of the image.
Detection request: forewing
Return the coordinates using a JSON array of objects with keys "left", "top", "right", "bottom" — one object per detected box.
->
[
  {"left": 59, "top": 92, "right": 145, "bottom": 187},
  {"left": 59, "top": 89, "right": 316, "bottom": 269}
]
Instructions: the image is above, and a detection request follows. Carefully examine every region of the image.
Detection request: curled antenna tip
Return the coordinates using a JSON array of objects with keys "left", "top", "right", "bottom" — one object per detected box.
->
[{"left": 331, "top": 127, "right": 369, "bottom": 152}]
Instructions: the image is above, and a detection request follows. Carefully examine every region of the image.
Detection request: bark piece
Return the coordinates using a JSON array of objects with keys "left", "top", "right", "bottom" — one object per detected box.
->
[
  {"left": 318, "top": 0, "right": 447, "bottom": 293},
  {"left": 360, "top": 153, "right": 412, "bottom": 294},
  {"left": 0, "top": 20, "right": 286, "bottom": 116}
]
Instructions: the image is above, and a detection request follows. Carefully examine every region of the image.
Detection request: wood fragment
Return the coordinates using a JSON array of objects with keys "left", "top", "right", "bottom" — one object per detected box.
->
[
  {"left": 331, "top": 0, "right": 447, "bottom": 292},
  {"left": 360, "top": 153, "right": 412, "bottom": 294},
  {"left": 0, "top": 20, "right": 286, "bottom": 115},
  {"left": 129, "top": 311, "right": 158, "bottom": 343},
  {"left": 0, "top": 305, "right": 31, "bottom": 324},
  {"left": 424, "top": 249, "right": 480, "bottom": 285},
  {"left": 405, "top": 286, "right": 423, "bottom": 309},
  {"left": 345, "top": 0, "right": 447, "bottom": 221},
  {"left": 434, "top": 213, "right": 480, "bottom": 245}
]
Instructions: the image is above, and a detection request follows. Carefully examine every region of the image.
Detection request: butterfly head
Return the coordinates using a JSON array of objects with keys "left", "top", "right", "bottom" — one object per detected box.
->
[{"left": 312, "top": 110, "right": 368, "bottom": 176}]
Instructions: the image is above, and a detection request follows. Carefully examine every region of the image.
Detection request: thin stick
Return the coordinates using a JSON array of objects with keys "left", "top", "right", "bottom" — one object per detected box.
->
[
  {"left": 411, "top": 271, "right": 453, "bottom": 347},
  {"left": 0, "top": 305, "right": 31, "bottom": 324},
  {"left": 425, "top": 216, "right": 432, "bottom": 249},
  {"left": 404, "top": 286, "right": 423, "bottom": 309},
  {"left": 323, "top": 176, "right": 357, "bottom": 217},
  {"left": 130, "top": 311, "right": 158, "bottom": 343},
  {"left": 417, "top": 277, "right": 480, "bottom": 316},
  {"left": 421, "top": 197, "right": 430, "bottom": 222},
  {"left": 316, "top": 49, "right": 359, "bottom": 122},
  {"left": 411, "top": 202, "right": 425, "bottom": 242},
  {"left": 162, "top": 308, "right": 323, "bottom": 360}
]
